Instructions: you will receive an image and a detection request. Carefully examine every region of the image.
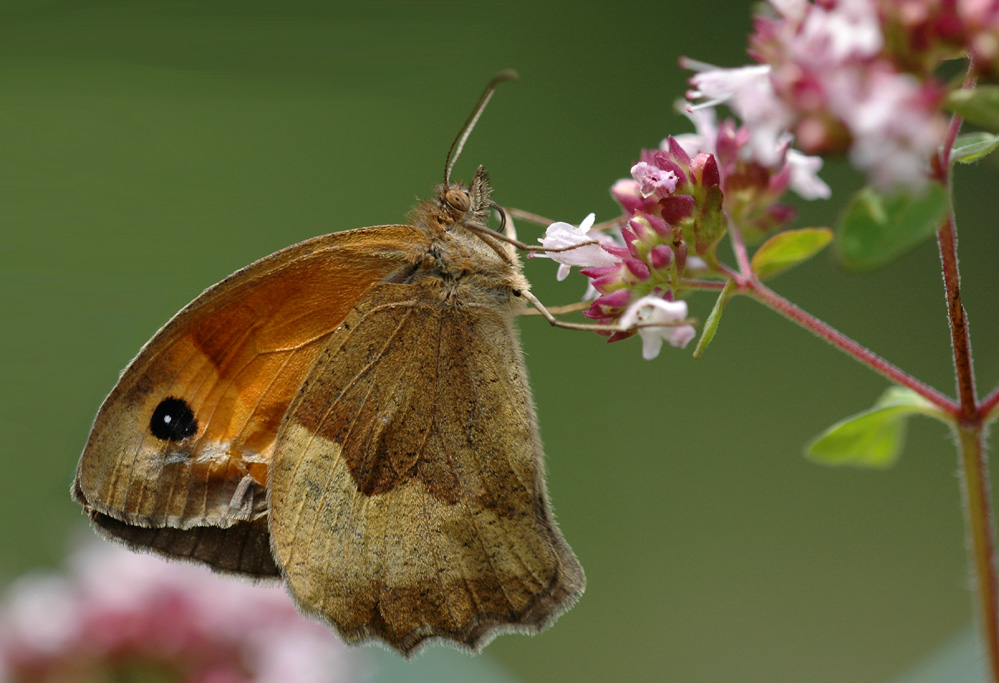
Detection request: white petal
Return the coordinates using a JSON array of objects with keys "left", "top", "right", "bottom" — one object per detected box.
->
[
  {"left": 786, "top": 149, "right": 831, "bottom": 200},
  {"left": 620, "top": 296, "right": 696, "bottom": 359},
  {"left": 640, "top": 332, "right": 665, "bottom": 360},
  {"left": 619, "top": 295, "right": 689, "bottom": 329},
  {"left": 540, "top": 215, "right": 620, "bottom": 270}
]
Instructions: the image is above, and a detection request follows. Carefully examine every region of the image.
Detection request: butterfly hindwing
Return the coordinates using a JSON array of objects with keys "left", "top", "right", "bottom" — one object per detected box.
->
[{"left": 269, "top": 279, "right": 586, "bottom": 653}]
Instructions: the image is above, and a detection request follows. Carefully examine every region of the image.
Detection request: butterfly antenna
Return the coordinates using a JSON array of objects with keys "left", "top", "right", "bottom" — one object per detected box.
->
[{"left": 444, "top": 69, "right": 519, "bottom": 187}]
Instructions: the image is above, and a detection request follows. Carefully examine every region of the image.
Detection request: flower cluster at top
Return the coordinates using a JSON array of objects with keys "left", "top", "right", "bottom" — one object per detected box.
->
[
  {"left": 539, "top": 0, "right": 994, "bottom": 359},
  {"left": 688, "top": 0, "right": 997, "bottom": 191},
  {"left": 0, "top": 541, "right": 356, "bottom": 683}
]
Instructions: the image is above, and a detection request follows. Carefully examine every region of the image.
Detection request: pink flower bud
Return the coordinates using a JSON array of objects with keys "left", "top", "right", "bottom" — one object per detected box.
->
[
  {"left": 649, "top": 244, "right": 674, "bottom": 270},
  {"left": 666, "top": 135, "right": 692, "bottom": 167},
  {"left": 611, "top": 178, "right": 657, "bottom": 214},
  {"left": 652, "top": 150, "right": 689, "bottom": 188},
  {"left": 590, "top": 288, "right": 633, "bottom": 312},
  {"left": 659, "top": 195, "right": 697, "bottom": 224},
  {"left": 692, "top": 153, "right": 721, "bottom": 188},
  {"left": 624, "top": 258, "right": 652, "bottom": 281}
]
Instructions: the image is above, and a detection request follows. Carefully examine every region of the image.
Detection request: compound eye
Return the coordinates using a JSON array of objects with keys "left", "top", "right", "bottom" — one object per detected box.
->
[{"left": 444, "top": 188, "right": 471, "bottom": 212}]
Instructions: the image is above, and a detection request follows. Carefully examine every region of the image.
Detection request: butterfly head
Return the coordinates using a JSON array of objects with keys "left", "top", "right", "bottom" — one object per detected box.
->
[{"left": 413, "top": 165, "right": 495, "bottom": 239}]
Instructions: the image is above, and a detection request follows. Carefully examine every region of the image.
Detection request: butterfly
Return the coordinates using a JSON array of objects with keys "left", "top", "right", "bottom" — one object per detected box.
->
[{"left": 72, "top": 71, "right": 585, "bottom": 656}]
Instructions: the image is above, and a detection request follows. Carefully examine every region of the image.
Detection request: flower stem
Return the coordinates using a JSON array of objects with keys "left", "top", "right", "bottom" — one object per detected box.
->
[
  {"left": 719, "top": 214, "right": 958, "bottom": 411},
  {"left": 935, "top": 119, "right": 998, "bottom": 680},
  {"left": 980, "top": 389, "right": 999, "bottom": 422},
  {"left": 957, "top": 425, "right": 999, "bottom": 683},
  {"left": 929, "top": 56, "right": 999, "bottom": 679},
  {"left": 937, "top": 210, "right": 977, "bottom": 420},
  {"left": 727, "top": 216, "right": 753, "bottom": 276},
  {"left": 743, "top": 279, "right": 958, "bottom": 415}
]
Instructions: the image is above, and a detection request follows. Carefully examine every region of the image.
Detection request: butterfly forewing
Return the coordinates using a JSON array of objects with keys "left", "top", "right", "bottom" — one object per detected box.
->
[
  {"left": 73, "top": 225, "right": 427, "bottom": 573},
  {"left": 269, "top": 279, "right": 585, "bottom": 654}
]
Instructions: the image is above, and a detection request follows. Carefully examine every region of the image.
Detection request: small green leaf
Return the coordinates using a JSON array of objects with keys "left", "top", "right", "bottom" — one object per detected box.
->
[
  {"left": 946, "top": 86, "right": 999, "bottom": 132},
  {"left": 750, "top": 227, "right": 832, "bottom": 280},
  {"left": 835, "top": 184, "right": 948, "bottom": 272},
  {"left": 805, "top": 387, "right": 948, "bottom": 468},
  {"left": 951, "top": 131, "right": 999, "bottom": 164},
  {"left": 693, "top": 279, "right": 736, "bottom": 359}
]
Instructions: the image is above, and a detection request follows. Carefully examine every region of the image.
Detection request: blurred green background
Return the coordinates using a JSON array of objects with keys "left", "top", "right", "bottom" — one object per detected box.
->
[{"left": 2, "top": 1, "right": 998, "bottom": 681}]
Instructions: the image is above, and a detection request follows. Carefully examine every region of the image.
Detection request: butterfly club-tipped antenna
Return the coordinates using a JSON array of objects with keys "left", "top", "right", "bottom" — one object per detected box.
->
[{"left": 443, "top": 69, "right": 519, "bottom": 192}]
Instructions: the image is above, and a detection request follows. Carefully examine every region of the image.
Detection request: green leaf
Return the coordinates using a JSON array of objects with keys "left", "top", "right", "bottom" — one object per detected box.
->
[
  {"left": 750, "top": 227, "right": 832, "bottom": 280},
  {"left": 945, "top": 86, "right": 999, "bottom": 132},
  {"left": 835, "top": 184, "right": 948, "bottom": 272},
  {"left": 692, "top": 279, "right": 735, "bottom": 359},
  {"left": 951, "top": 131, "right": 999, "bottom": 164},
  {"left": 805, "top": 387, "right": 948, "bottom": 468}
]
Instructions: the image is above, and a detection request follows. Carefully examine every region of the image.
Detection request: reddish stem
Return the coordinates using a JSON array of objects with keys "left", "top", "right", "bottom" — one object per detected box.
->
[
  {"left": 679, "top": 278, "right": 729, "bottom": 291},
  {"left": 720, "top": 217, "right": 957, "bottom": 414},
  {"left": 958, "top": 426, "right": 999, "bottom": 683},
  {"left": 933, "top": 59, "right": 999, "bottom": 682},
  {"left": 981, "top": 389, "right": 999, "bottom": 420},
  {"left": 744, "top": 279, "right": 958, "bottom": 415},
  {"left": 937, "top": 210, "right": 978, "bottom": 420}
]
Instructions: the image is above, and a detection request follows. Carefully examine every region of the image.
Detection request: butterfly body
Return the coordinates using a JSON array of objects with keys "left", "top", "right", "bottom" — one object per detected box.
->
[{"left": 73, "top": 165, "right": 585, "bottom": 654}]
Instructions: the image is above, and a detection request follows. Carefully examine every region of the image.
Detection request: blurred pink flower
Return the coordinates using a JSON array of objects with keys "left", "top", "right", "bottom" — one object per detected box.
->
[
  {"left": 686, "top": 0, "right": 949, "bottom": 192},
  {"left": 879, "top": 0, "right": 999, "bottom": 77},
  {"left": 686, "top": 62, "right": 794, "bottom": 168},
  {"left": 0, "top": 541, "right": 357, "bottom": 683}
]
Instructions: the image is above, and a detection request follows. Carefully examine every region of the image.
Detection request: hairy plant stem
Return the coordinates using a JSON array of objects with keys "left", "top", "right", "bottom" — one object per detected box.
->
[
  {"left": 958, "top": 425, "right": 998, "bottom": 682},
  {"left": 751, "top": 279, "right": 958, "bottom": 411},
  {"left": 708, "top": 256, "right": 959, "bottom": 414},
  {"left": 933, "top": 57, "right": 998, "bottom": 681},
  {"left": 938, "top": 199, "right": 995, "bottom": 682}
]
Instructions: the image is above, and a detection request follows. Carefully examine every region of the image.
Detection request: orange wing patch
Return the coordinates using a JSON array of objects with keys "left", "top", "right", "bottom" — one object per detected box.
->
[{"left": 74, "top": 227, "right": 426, "bottom": 558}]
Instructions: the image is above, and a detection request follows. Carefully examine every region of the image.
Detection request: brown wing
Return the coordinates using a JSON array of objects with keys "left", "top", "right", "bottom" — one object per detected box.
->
[
  {"left": 269, "top": 280, "right": 585, "bottom": 653},
  {"left": 73, "top": 225, "right": 426, "bottom": 576}
]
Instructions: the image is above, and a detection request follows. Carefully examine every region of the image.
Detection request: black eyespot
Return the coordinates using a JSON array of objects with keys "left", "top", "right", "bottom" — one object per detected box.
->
[{"left": 149, "top": 397, "right": 198, "bottom": 441}]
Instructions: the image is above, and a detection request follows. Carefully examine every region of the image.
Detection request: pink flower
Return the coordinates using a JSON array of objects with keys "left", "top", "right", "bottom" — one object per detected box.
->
[
  {"left": 0, "top": 541, "right": 357, "bottom": 683},
  {"left": 631, "top": 161, "right": 679, "bottom": 197},
  {"left": 879, "top": 0, "right": 999, "bottom": 77},
  {"left": 610, "top": 178, "right": 660, "bottom": 215},
  {"left": 839, "top": 67, "right": 945, "bottom": 191},
  {"left": 687, "top": 0, "right": 950, "bottom": 192},
  {"left": 796, "top": 0, "right": 883, "bottom": 64},
  {"left": 686, "top": 62, "right": 793, "bottom": 166},
  {"left": 683, "top": 70, "right": 829, "bottom": 203}
]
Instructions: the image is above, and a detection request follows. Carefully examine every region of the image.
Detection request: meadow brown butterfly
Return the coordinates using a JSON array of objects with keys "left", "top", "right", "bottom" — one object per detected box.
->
[{"left": 72, "top": 71, "right": 585, "bottom": 655}]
